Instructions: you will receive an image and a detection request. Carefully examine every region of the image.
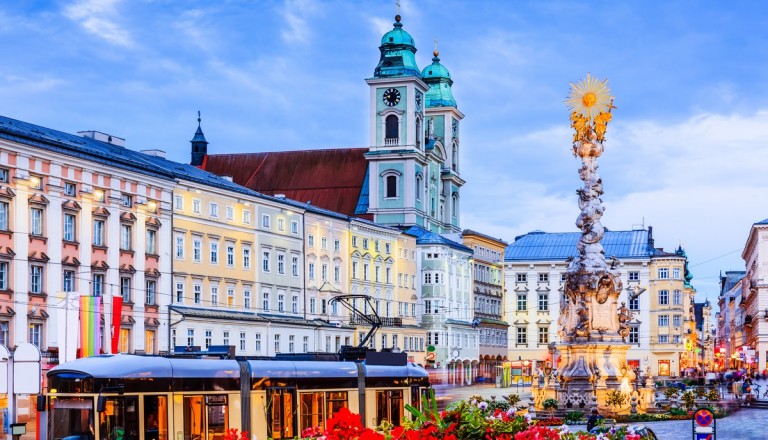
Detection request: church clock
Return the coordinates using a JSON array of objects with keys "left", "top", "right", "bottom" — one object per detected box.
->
[{"left": 383, "top": 88, "right": 401, "bottom": 106}]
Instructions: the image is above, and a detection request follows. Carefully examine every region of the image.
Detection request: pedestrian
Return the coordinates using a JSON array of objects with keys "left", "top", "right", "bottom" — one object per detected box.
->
[{"left": 587, "top": 408, "right": 603, "bottom": 432}]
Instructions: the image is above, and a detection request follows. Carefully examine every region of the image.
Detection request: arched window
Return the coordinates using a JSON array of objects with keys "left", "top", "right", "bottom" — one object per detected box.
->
[
  {"left": 452, "top": 193, "right": 458, "bottom": 217},
  {"left": 415, "top": 174, "right": 422, "bottom": 201},
  {"left": 385, "top": 115, "right": 399, "bottom": 144},
  {"left": 386, "top": 175, "right": 397, "bottom": 198}
]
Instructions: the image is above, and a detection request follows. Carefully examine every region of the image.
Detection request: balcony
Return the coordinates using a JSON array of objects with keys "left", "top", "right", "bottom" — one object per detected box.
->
[
  {"left": 349, "top": 313, "right": 402, "bottom": 327},
  {"left": 384, "top": 138, "right": 399, "bottom": 146}
]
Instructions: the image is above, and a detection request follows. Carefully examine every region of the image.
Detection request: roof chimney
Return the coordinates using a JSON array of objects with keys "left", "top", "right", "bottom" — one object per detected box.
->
[
  {"left": 78, "top": 131, "right": 125, "bottom": 147},
  {"left": 141, "top": 149, "right": 166, "bottom": 158}
]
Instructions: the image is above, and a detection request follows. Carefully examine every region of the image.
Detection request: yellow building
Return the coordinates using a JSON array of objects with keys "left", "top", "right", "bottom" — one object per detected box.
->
[{"left": 648, "top": 248, "right": 695, "bottom": 377}]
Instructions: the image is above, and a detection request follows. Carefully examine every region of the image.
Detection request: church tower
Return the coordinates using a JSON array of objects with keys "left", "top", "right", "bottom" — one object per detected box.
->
[
  {"left": 190, "top": 112, "right": 208, "bottom": 167},
  {"left": 364, "top": 14, "right": 461, "bottom": 233}
]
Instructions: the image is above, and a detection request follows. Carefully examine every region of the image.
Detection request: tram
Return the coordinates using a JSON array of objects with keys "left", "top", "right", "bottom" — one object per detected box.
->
[{"left": 44, "top": 349, "right": 429, "bottom": 440}]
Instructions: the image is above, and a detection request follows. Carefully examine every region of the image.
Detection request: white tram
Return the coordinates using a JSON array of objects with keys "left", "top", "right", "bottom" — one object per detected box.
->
[{"left": 45, "top": 350, "right": 429, "bottom": 440}]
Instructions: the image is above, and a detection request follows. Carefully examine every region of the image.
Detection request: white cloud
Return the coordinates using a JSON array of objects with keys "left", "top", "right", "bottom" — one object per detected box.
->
[
  {"left": 280, "top": 0, "right": 318, "bottom": 45},
  {"left": 64, "top": 0, "right": 132, "bottom": 47}
]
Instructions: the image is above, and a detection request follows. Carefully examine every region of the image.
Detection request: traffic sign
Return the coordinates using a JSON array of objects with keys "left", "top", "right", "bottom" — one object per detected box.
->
[
  {"left": 425, "top": 352, "right": 435, "bottom": 361},
  {"left": 692, "top": 407, "right": 716, "bottom": 439}
]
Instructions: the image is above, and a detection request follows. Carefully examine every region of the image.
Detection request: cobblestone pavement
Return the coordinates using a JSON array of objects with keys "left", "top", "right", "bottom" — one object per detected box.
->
[{"left": 434, "top": 384, "right": 766, "bottom": 439}]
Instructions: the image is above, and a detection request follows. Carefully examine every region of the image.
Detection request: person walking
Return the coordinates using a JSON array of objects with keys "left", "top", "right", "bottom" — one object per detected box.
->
[{"left": 587, "top": 408, "right": 603, "bottom": 432}]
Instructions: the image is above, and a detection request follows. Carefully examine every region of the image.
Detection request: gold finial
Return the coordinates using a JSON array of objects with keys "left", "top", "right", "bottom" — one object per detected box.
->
[{"left": 433, "top": 37, "right": 439, "bottom": 57}]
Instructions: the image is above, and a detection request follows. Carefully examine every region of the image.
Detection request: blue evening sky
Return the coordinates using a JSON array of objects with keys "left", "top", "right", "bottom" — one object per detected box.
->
[{"left": 3, "top": 0, "right": 768, "bottom": 300}]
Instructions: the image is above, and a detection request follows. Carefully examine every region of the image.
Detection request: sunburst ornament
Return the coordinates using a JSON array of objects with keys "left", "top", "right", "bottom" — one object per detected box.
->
[{"left": 566, "top": 74, "right": 613, "bottom": 122}]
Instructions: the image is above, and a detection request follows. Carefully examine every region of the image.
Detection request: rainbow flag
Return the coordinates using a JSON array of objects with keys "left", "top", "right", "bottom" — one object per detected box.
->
[{"left": 79, "top": 295, "right": 102, "bottom": 357}]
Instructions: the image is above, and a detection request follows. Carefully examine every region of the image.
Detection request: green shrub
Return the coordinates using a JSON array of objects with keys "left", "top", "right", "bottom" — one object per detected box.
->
[
  {"left": 564, "top": 411, "right": 584, "bottom": 424},
  {"left": 681, "top": 391, "right": 696, "bottom": 409},
  {"left": 669, "top": 407, "right": 688, "bottom": 416},
  {"left": 504, "top": 394, "right": 521, "bottom": 407},
  {"left": 487, "top": 400, "right": 511, "bottom": 413},
  {"left": 707, "top": 389, "right": 720, "bottom": 401},
  {"left": 664, "top": 387, "right": 679, "bottom": 399},
  {"left": 605, "top": 389, "right": 627, "bottom": 411}
]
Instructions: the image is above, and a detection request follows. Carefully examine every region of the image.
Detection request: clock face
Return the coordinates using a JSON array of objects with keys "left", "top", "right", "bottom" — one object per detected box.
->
[{"left": 383, "top": 88, "right": 401, "bottom": 107}]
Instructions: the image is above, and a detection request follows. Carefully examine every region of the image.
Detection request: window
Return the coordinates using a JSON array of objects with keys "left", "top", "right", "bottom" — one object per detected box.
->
[
  {"left": 0, "top": 202, "right": 7, "bottom": 231},
  {"left": 176, "top": 235, "right": 185, "bottom": 259},
  {"left": 292, "top": 256, "right": 299, "bottom": 276},
  {"left": 538, "top": 293, "right": 548, "bottom": 311},
  {"left": 659, "top": 335, "right": 669, "bottom": 343},
  {"left": 538, "top": 273, "right": 549, "bottom": 283},
  {"left": 310, "top": 297, "right": 316, "bottom": 314},
  {"left": 385, "top": 175, "right": 397, "bottom": 198},
  {"left": 385, "top": 243, "right": 391, "bottom": 254},
  {"left": 262, "top": 214, "right": 270, "bottom": 228},
  {"left": 363, "top": 239, "right": 369, "bottom": 250},
  {"left": 174, "top": 195, "right": 183, "bottom": 210},
  {"left": 278, "top": 254, "right": 285, "bottom": 274},
  {"left": 122, "top": 194, "right": 133, "bottom": 208},
  {"left": 30, "top": 266, "right": 43, "bottom": 294},
  {"left": 629, "top": 297, "right": 639, "bottom": 311},
  {"left": 227, "top": 244, "right": 235, "bottom": 266},
  {"left": 62, "top": 270, "right": 74, "bottom": 292},
  {"left": 278, "top": 294, "right": 284, "bottom": 312},
  {"left": 334, "top": 266, "right": 340, "bottom": 283},
  {"left": 243, "top": 247, "right": 251, "bottom": 269},
  {"left": 363, "top": 264, "right": 369, "bottom": 281},
  {"left": 121, "top": 277, "right": 132, "bottom": 302},
  {"left": 352, "top": 236, "right": 357, "bottom": 247},
  {"left": 352, "top": 262, "right": 358, "bottom": 279},
  {"left": 374, "top": 266, "right": 380, "bottom": 282},
  {"left": 516, "top": 273, "right": 527, "bottom": 283},
  {"left": 30, "top": 175, "right": 42, "bottom": 190},
  {"left": 673, "top": 290, "right": 681, "bottom": 305},
  {"left": 385, "top": 114, "right": 399, "bottom": 141},
  {"left": 303, "top": 336, "right": 309, "bottom": 352},
  {"left": 94, "top": 188, "right": 105, "bottom": 202},
  {"left": 628, "top": 271, "right": 639, "bottom": 282},
  {"left": 193, "top": 238, "right": 202, "bottom": 262},
  {"left": 243, "top": 209, "right": 251, "bottom": 224},
  {"left": 205, "top": 330, "right": 212, "bottom": 348},
  {"left": 658, "top": 290, "right": 669, "bottom": 305},
  {"left": 120, "top": 224, "right": 132, "bottom": 250},
  {"left": 538, "top": 327, "right": 549, "bottom": 344},
  {"left": 292, "top": 295, "right": 298, "bottom": 313},
  {"left": 308, "top": 235, "right": 314, "bottom": 247},
  {"left": 145, "top": 280, "right": 156, "bottom": 305},
  {"left": 226, "top": 206, "right": 234, "bottom": 220},
  {"left": 386, "top": 268, "right": 391, "bottom": 284},
  {"left": 209, "top": 202, "right": 218, "bottom": 217},
  {"left": 63, "top": 213, "right": 76, "bottom": 241},
  {"left": 278, "top": 218, "right": 285, "bottom": 231},
  {"left": 262, "top": 250, "right": 271, "bottom": 272},
  {"left": 244, "top": 289, "right": 251, "bottom": 309},
  {"left": 263, "top": 292, "right": 270, "bottom": 311},
  {"left": 334, "top": 239, "right": 341, "bottom": 252},
  {"left": 64, "top": 182, "right": 77, "bottom": 196},
  {"left": 321, "top": 264, "right": 328, "bottom": 281},
  {"left": 658, "top": 315, "right": 669, "bottom": 326},
  {"left": 516, "top": 327, "right": 527, "bottom": 344},
  {"left": 320, "top": 237, "right": 327, "bottom": 250},
  {"left": 658, "top": 268, "right": 669, "bottom": 279},
  {"left": 187, "top": 329, "right": 195, "bottom": 347},
  {"left": 92, "top": 273, "right": 103, "bottom": 296},
  {"left": 255, "top": 333, "right": 262, "bottom": 352},
  {"left": 517, "top": 293, "right": 527, "bottom": 311},
  {"left": 30, "top": 208, "right": 43, "bottom": 236},
  {"left": 29, "top": 323, "right": 42, "bottom": 348},
  {"left": 240, "top": 332, "right": 246, "bottom": 351},
  {"left": 146, "top": 229, "right": 157, "bottom": 254},
  {"left": 308, "top": 263, "right": 315, "bottom": 280},
  {"left": 274, "top": 334, "right": 281, "bottom": 353},
  {"left": 629, "top": 326, "right": 639, "bottom": 344},
  {"left": 194, "top": 284, "right": 201, "bottom": 304},
  {"left": 210, "top": 285, "right": 218, "bottom": 306},
  {"left": 672, "top": 267, "right": 681, "bottom": 279},
  {"left": 291, "top": 221, "right": 299, "bottom": 234},
  {"left": 210, "top": 241, "right": 219, "bottom": 264},
  {"left": 193, "top": 199, "right": 201, "bottom": 213},
  {"left": 93, "top": 220, "right": 105, "bottom": 245},
  {"left": 0, "top": 322, "right": 7, "bottom": 347},
  {"left": 175, "top": 282, "right": 184, "bottom": 303},
  {"left": 223, "top": 331, "right": 229, "bottom": 346},
  {"left": 227, "top": 288, "right": 235, "bottom": 307},
  {"left": 0, "top": 169, "right": 7, "bottom": 183}
]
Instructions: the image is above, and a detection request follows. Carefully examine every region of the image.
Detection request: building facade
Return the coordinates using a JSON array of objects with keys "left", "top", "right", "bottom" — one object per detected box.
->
[
  {"left": 717, "top": 271, "right": 746, "bottom": 371},
  {"left": 740, "top": 218, "right": 768, "bottom": 373},
  {"left": 461, "top": 229, "right": 508, "bottom": 383}
]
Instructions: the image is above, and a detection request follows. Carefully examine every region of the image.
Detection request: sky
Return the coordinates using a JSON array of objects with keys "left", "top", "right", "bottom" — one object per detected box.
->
[{"left": 2, "top": 0, "right": 768, "bottom": 301}]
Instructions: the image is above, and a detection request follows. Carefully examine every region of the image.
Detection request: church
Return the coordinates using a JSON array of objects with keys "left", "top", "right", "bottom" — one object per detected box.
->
[{"left": 195, "top": 13, "right": 465, "bottom": 234}]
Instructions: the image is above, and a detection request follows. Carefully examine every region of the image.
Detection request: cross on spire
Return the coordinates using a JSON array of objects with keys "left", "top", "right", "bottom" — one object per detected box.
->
[
  {"left": 197, "top": 110, "right": 201, "bottom": 127},
  {"left": 433, "top": 37, "right": 439, "bottom": 56},
  {"left": 396, "top": 0, "right": 400, "bottom": 16}
]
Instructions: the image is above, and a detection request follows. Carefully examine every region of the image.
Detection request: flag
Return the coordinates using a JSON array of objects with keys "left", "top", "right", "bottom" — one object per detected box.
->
[
  {"left": 79, "top": 295, "right": 102, "bottom": 357},
  {"left": 111, "top": 295, "right": 123, "bottom": 353}
]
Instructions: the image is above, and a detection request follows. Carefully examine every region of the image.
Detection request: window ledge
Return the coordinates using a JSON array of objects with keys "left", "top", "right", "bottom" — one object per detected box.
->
[
  {"left": 63, "top": 240, "right": 79, "bottom": 248},
  {"left": 29, "top": 235, "right": 47, "bottom": 243},
  {"left": 0, "top": 230, "right": 12, "bottom": 238},
  {"left": 92, "top": 244, "right": 108, "bottom": 251},
  {"left": 120, "top": 249, "right": 135, "bottom": 256},
  {"left": 28, "top": 291, "right": 47, "bottom": 299}
]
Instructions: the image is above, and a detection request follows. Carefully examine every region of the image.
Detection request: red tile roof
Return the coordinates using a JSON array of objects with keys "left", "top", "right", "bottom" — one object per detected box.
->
[{"left": 201, "top": 148, "right": 368, "bottom": 216}]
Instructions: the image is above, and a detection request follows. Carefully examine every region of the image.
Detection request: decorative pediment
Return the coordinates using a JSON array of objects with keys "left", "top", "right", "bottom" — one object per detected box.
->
[
  {"left": 145, "top": 268, "right": 161, "bottom": 278},
  {"left": 374, "top": 255, "right": 384, "bottom": 262},
  {"left": 145, "top": 317, "right": 160, "bottom": 327},
  {"left": 513, "top": 319, "right": 529, "bottom": 325},
  {"left": 145, "top": 217, "right": 162, "bottom": 228},
  {"left": 92, "top": 207, "right": 111, "bottom": 218},
  {"left": 28, "top": 194, "right": 49, "bottom": 205},
  {"left": 120, "top": 212, "right": 137, "bottom": 223},
  {"left": 61, "top": 256, "right": 81, "bottom": 267},
  {"left": 0, "top": 186, "right": 15, "bottom": 199},
  {"left": 119, "top": 264, "right": 136, "bottom": 274},
  {"left": 28, "top": 251, "right": 50, "bottom": 262},
  {"left": 91, "top": 260, "right": 110, "bottom": 271},
  {"left": 0, "top": 246, "right": 15, "bottom": 259},
  {"left": 350, "top": 250, "right": 362, "bottom": 258},
  {"left": 384, "top": 257, "right": 395, "bottom": 263},
  {"left": 536, "top": 285, "right": 551, "bottom": 292},
  {"left": 514, "top": 284, "right": 529, "bottom": 292},
  {"left": 122, "top": 315, "right": 136, "bottom": 324},
  {"left": 61, "top": 200, "right": 82, "bottom": 212},
  {"left": 0, "top": 306, "right": 14, "bottom": 317},
  {"left": 361, "top": 253, "right": 372, "bottom": 260},
  {"left": 318, "top": 282, "right": 342, "bottom": 294}
]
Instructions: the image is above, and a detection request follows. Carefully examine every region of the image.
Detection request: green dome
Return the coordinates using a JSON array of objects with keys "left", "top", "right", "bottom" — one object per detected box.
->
[
  {"left": 422, "top": 52, "right": 456, "bottom": 108},
  {"left": 373, "top": 16, "right": 421, "bottom": 78}
]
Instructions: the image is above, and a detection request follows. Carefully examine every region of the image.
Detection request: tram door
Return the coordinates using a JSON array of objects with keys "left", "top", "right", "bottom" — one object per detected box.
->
[
  {"left": 182, "top": 395, "right": 228, "bottom": 440},
  {"left": 98, "top": 396, "right": 139, "bottom": 440},
  {"left": 266, "top": 387, "right": 296, "bottom": 440}
]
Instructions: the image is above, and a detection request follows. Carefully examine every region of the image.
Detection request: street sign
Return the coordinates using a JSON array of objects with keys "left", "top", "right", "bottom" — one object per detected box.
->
[
  {"left": 692, "top": 407, "right": 716, "bottom": 440},
  {"left": 427, "top": 345, "right": 436, "bottom": 352},
  {"left": 425, "top": 352, "right": 435, "bottom": 361}
]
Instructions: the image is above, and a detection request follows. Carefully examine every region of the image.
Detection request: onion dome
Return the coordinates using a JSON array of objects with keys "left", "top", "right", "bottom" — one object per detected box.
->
[
  {"left": 373, "top": 15, "right": 421, "bottom": 78},
  {"left": 421, "top": 49, "right": 457, "bottom": 108}
]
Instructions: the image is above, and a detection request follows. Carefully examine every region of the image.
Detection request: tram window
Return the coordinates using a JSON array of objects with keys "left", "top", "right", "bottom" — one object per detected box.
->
[
  {"left": 99, "top": 396, "right": 139, "bottom": 440},
  {"left": 144, "top": 395, "right": 167, "bottom": 440},
  {"left": 410, "top": 386, "right": 421, "bottom": 410},
  {"left": 49, "top": 397, "right": 94, "bottom": 440},
  {"left": 268, "top": 389, "right": 295, "bottom": 440},
  {"left": 299, "top": 391, "right": 348, "bottom": 432},
  {"left": 183, "top": 395, "right": 228, "bottom": 440},
  {"left": 375, "top": 390, "right": 403, "bottom": 426}
]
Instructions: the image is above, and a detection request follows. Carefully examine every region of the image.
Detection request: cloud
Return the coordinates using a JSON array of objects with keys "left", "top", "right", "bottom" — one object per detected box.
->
[
  {"left": 280, "top": 0, "right": 318, "bottom": 45},
  {"left": 64, "top": 0, "right": 133, "bottom": 47}
]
